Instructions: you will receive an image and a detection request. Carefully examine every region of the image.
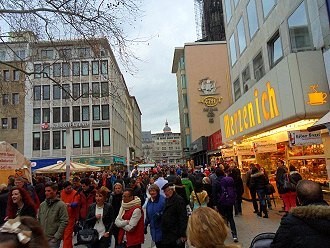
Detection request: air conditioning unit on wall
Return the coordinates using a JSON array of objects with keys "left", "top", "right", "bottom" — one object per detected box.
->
[{"left": 243, "top": 79, "right": 257, "bottom": 93}]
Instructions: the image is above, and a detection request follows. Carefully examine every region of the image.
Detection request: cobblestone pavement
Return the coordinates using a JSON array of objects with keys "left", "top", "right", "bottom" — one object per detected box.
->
[{"left": 71, "top": 198, "right": 285, "bottom": 248}]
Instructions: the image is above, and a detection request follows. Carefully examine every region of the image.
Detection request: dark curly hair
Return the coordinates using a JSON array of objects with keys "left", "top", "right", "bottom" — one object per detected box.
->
[
  {"left": 0, "top": 216, "right": 49, "bottom": 248},
  {"left": 7, "top": 187, "right": 36, "bottom": 219}
]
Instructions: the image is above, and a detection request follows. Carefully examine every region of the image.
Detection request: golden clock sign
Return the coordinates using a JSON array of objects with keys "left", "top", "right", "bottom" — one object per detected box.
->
[{"left": 199, "top": 96, "right": 223, "bottom": 107}]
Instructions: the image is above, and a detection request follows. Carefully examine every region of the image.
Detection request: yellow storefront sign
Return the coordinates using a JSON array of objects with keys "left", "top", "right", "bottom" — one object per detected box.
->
[
  {"left": 199, "top": 96, "right": 223, "bottom": 107},
  {"left": 224, "top": 82, "right": 280, "bottom": 139}
]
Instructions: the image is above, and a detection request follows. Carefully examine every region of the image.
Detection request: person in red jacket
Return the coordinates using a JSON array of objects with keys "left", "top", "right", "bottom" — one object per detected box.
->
[
  {"left": 79, "top": 178, "right": 96, "bottom": 221},
  {"left": 115, "top": 188, "right": 144, "bottom": 248},
  {"left": 61, "top": 181, "right": 80, "bottom": 248}
]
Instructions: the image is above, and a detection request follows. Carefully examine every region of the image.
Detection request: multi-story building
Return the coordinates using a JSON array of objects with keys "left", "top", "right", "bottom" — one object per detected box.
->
[
  {"left": 0, "top": 33, "right": 142, "bottom": 168},
  {"left": 194, "top": 0, "right": 226, "bottom": 41},
  {"left": 220, "top": 0, "right": 330, "bottom": 183},
  {"left": 172, "top": 41, "right": 232, "bottom": 165},
  {"left": 142, "top": 121, "right": 183, "bottom": 165}
]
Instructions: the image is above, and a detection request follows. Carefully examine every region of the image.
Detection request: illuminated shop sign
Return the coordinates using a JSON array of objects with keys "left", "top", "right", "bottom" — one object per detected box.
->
[
  {"left": 223, "top": 82, "right": 279, "bottom": 139},
  {"left": 288, "top": 130, "right": 322, "bottom": 147},
  {"left": 306, "top": 84, "right": 327, "bottom": 105}
]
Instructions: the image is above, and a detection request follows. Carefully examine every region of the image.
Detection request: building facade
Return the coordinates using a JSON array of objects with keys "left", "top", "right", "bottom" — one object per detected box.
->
[
  {"left": 142, "top": 121, "right": 183, "bottom": 166},
  {"left": 0, "top": 34, "right": 142, "bottom": 168},
  {"left": 220, "top": 0, "right": 330, "bottom": 185},
  {"left": 172, "top": 41, "right": 232, "bottom": 164}
]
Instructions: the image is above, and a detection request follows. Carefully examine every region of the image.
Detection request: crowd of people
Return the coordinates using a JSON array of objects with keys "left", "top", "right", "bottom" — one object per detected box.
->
[{"left": 0, "top": 160, "right": 328, "bottom": 248}]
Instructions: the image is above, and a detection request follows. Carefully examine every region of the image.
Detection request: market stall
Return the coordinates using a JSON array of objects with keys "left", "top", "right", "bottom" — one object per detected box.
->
[
  {"left": 0, "top": 141, "right": 31, "bottom": 184},
  {"left": 35, "top": 161, "right": 101, "bottom": 174}
]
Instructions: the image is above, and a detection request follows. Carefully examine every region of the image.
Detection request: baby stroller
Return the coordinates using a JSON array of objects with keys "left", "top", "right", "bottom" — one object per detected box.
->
[{"left": 250, "top": 232, "right": 275, "bottom": 248}]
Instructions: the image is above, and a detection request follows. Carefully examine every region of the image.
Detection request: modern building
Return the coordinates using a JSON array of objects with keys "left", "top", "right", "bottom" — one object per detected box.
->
[
  {"left": 172, "top": 41, "right": 232, "bottom": 165},
  {"left": 220, "top": 0, "right": 330, "bottom": 185},
  {"left": 194, "top": 0, "right": 226, "bottom": 41},
  {"left": 142, "top": 121, "right": 183, "bottom": 166},
  {"left": 0, "top": 33, "right": 142, "bottom": 168}
]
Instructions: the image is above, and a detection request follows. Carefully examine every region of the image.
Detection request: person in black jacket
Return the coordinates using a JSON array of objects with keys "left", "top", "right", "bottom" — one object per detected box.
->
[
  {"left": 229, "top": 167, "right": 244, "bottom": 215},
  {"left": 85, "top": 187, "right": 114, "bottom": 248},
  {"left": 0, "top": 184, "right": 9, "bottom": 225},
  {"left": 6, "top": 187, "right": 37, "bottom": 219},
  {"left": 271, "top": 180, "right": 330, "bottom": 248},
  {"left": 161, "top": 183, "right": 188, "bottom": 248},
  {"left": 250, "top": 167, "right": 269, "bottom": 218}
]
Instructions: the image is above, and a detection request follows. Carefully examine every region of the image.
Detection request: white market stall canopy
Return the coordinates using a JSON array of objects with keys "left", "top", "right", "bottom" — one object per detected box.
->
[
  {"left": 137, "top": 163, "right": 155, "bottom": 171},
  {"left": 35, "top": 161, "right": 101, "bottom": 174}
]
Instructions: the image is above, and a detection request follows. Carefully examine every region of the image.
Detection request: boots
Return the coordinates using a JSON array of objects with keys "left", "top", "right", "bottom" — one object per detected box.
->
[{"left": 262, "top": 205, "right": 268, "bottom": 218}]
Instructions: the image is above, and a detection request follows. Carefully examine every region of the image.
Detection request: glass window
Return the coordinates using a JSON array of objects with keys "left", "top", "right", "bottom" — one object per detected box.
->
[
  {"left": 11, "top": 143, "right": 18, "bottom": 149},
  {"left": 59, "top": 48, "right": 72, "bottom": 59},
  {"left": 42, "top": 108, "right": 50, "bottom": 123},
  {"left": 268, "top": 32, "right": 283, "bottom": 67},
  {"left": 12, "top": 93, "right": 19, "bottom": 104},
  {"left": 72, "top": 62, "right": 80, "bottom": 76},
  {"left": 81, "top": 61, "right": 89, "bottom": 76},
  {"left": 101, "top": 60, "right": 108, "bottom": 74},
  {"left": 1, "top": 118, "right": 8, "bottom": 129},
  {"left": 224, "top": 0, "right": 232, "bottom": 23},
  {"left": 73, "top": 106, "right": 80, "bottom": 122},
  {"left": 229, "top": 33, "right": 237, "bottom": 66},
  {"left": 101, "top": 105, "right": 109, "bottom": 120},
  {"left": 73, "top": 130, "right": 81, "bottom": 148},
  {"left": 181, "top": 75, "right": 187, "bottom": 89},
  {"left": 53, "top": 107, "right": 60, "bottom": 123},
  {"left": 34, "top": 86, "right": 41, "bottom": 100},
  {"left": 101, "top": 82, "right": 109, "bottom": 97},
  {"left": 13, "top": 70, "right": 20, "bottom": 81},
  {"left": 288, "top": 2, "right": 312, "bottom": 51},
  {"left": 62, "top": 107, "right": 70, "bottom": 122},
  {"left": 92, "top": 105, "right": 100, "bottom": 120},
  {"left": 62, "top": 63, "right": 70, "bottom": 77},
  {"left": 237, "top": 17, "right": 247, "bottom": 54},
  {"left": 102, "top": 128, "right": 110, "bottom": 146},
  {"left": 82, "top": 106, "right": 89, "bottom": 121},
  {"left": 11, "top": 118, "right": 17, "bottom": 129},
  {"left": 92, "top": 61, "right": 99, "bottom": 75},
  {"left": 53, "top": 63, "right": 61, "bottom": 77},
  {"left": 82, "top": 129, "right": 90, "bottom": 148},
  {"left": 53, "top": 85, "right": 61, "bottom": 99},
  {"left": 33, "top": 132, "right": 40, "bottom": 150},
  {"left": 72, "top": 83, "right": 80, "bottom": 99},
  {"left": 247, "top": 0, "right": 259, "bottom": 38},
  {"left": 242, "top": 65, "right": 252, "bottom": 93},
  {"left": 62, "top": 84, "right": 70, "bottom": 99},
  {"left": 42, "top": 132, "right": 50, "bottom": 150},
  {"left": 233, "top": 78, "right": 241, "bottom": 101},
  {"left": 2, "top": 94, "right": 9, "bottom": 105},
  {"left": 53, "top": 131, "right": 61, "bottom": 149},
  {"left": 262, "top": 0, "right": 276, "bottom": 18},
  {"left": 93, "top": 129, "right": 101, "bottom": 147},
  {"left": 92, "top": 82, "right": 100, "bottom": 97},
  {"left": 33, "top": 109, "right": 41, "bottom": 124},
  {"left": 62, "top": 131, "right": 66, "bottom": 149},
  {"left": 41, "top": 49, "right": 54, "bottom": 59},
  {"left": 42, "top": 85, "right": 50, "bottom": 100},
  {"left": 82, "top": 83, "right": 89, "bottom": 98},
  {"left": 3, "top": 70, "right": 9, "bottom": 81},
  {"left": 34, "top": 64, "right": 41, "bottom": 78},
  {"left": 77, "top": 47, "right": 90, "bottom": 58},
  {"left": 253, "top": 52, "right": 265, "bottom": 81},
  {"left": 42, "top": 63, "right": 51, "bottom": 78}
]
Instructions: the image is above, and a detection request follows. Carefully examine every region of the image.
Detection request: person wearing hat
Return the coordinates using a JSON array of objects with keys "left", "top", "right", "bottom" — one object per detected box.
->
[{"left": 161, "top": 183, "right": 188, "bottom": 248}]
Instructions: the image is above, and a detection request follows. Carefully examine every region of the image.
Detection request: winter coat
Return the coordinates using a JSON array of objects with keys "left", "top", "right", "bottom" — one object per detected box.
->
[
  {"left": 250, "top": 172, "right": 269, "bottom": 190},
  {"left": 161, "top": 192, "right": 188, "bottom": 245},
  {"left": 212, "top": 175, "right": 225, "bottom": 206},
  {"left": 289, "top": 171, "right": 302, "bottom": 185},
  {"left": 275, "top": 166, "right": 287, "bottom": 194},
  {"left": 19, "top": 203, "right": 37, "bottom": 218},
  {"left": 38, "top": 198, "right": 69, "bottom": 240},
  {"left": 85, "top": 202, "right": 114, "bottom": 231},
  {"left": 219, "top": 176, "right": 236, "bottom": 206},
  {"left": 79, "top": 186, "right": 96, "bottom": 220},
  {"left": 0, "top": 189, "right": 9, "bottom": 224},
  {"left": 271, "top": 202, "right": 330, "bottom": 248},
  {"left": 145, "top": 194, "right": 166, "bottom": 243}
]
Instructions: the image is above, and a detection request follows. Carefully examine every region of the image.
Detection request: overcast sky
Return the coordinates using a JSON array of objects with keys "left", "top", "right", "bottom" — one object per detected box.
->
[{"left": 123, "top": 0, "right": 197, "bottom": 133}]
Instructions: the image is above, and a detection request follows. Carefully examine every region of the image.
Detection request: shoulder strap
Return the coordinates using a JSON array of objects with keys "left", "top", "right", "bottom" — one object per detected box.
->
[{"left": 193, "top": 190, "right": 202, "bottom": 206}]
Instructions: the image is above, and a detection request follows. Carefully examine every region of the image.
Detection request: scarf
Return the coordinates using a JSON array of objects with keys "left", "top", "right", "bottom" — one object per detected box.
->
[{"left": 118, "top": 196, "right": 141, "bottom": 218}]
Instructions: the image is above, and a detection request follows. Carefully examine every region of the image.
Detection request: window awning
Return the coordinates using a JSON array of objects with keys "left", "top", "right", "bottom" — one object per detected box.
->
[{"left": 307, "top": 111, "right": 330, "bottom": 132}]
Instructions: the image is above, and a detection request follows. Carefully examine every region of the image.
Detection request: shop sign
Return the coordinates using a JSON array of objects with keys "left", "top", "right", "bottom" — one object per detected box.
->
[
  {"left": 113, "top": 156, "right": 125, "bottom": 164},
  {"left": 208, "top": 130, "right": 222, "bottom": 151},
  {"left": 223, "top": 82, "right": 279, "bottom": 139},
  {"left": 51, "top": 122, "right": 90, "bottom": 129},
  {"left": 236, "top": 144, "right": 254, "bottom": 156},
  {"left": 288, "top": 130, "right": 322, "bottom": 147},
  {"left": 221, "top": 148, "right": 236, "bottom": 157},
  {"left": 253, "top": 140, "right": 277, "bottom": 153},
  {"left": 306, "top": 84, "right": 327, "bottom": 106},
  {"left": 0, "top": 151, "right": 17, "bottom": 170}
]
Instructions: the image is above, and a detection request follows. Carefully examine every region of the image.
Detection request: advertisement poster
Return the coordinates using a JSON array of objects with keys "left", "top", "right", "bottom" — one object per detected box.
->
[
  {"left": 253, "top": 140, "right": 277, "bottom": 153},
  {"left": 288, "top": 130, "right": 322, "bottom": 147}
]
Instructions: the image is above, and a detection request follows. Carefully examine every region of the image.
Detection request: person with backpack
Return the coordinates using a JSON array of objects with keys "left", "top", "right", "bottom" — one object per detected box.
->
[{"left": 213, "top": 169, "right": 238, "bottom": 243}]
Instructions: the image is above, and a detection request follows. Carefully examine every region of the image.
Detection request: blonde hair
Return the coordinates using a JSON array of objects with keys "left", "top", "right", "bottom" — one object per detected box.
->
[{"left": 187, "top": 207, "right": 240, "bottom": 248}]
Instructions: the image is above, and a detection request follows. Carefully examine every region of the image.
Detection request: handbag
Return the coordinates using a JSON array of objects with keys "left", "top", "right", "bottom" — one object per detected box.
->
[
  {"left": 283, "top": 174, "right": 296, "bottom": 191},
  {"left": 265, "top": 183, "right": 275, "bottom": 195},
  {"left": 76, "top": 228, "right": 99, "bottom": 245}
]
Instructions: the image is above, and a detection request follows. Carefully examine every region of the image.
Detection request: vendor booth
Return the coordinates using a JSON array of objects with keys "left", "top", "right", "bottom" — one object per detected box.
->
[
  {"left": 0, "top": 141, "right": 31, "bottom": 184},
  {"left": 35, "top": 161, "right": 101, "bottom": 174}
]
